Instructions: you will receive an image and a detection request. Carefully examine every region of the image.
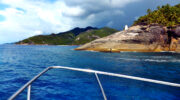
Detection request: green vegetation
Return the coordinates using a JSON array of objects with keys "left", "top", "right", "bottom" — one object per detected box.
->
[
  {"left": 134, "top": 4, "right": 180, "bottom": 26},
  {"left": 19, "top": 32, "right": 75, "bottom": 45},
  {"left": 74, "top": 27, "right": 118, "bottom": 44},
  {"left": 17, "top": 27, "right": 118, "bottom": 45}
]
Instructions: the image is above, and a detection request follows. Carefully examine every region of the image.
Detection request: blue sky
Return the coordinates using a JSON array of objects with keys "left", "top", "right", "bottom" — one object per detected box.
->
[{"left": 0, "top": 0, "right": 179, "bottom": 44}]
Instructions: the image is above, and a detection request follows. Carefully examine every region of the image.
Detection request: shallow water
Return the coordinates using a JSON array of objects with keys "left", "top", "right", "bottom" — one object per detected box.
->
[{"left": 0, "top": 44, "right": 180, "bottom": 100}]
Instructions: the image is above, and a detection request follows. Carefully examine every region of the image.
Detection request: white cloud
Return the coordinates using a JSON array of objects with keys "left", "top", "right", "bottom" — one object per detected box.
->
[
  {"left": 0, "top": 0, "right": 141, "bottom": 44},
  {"left": 134, "top": 16, "right": 140, "bottom": 20},
  {"left": 61, "top": 6, "right": 84, "bottom": 17},
  {"left": 33, "top": 30, "right": 43, "bottom": 35},
  {"left": 87, "top": 14, "right": 95, "bottom": 20},
  {"left": 107, "top": 21, "right": 113, "bottom": 26}
]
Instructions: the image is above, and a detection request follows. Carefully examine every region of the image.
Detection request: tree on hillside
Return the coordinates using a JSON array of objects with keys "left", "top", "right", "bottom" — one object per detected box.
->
[{"left": 133, "top": 4, "right": 180, "bottom": 26}]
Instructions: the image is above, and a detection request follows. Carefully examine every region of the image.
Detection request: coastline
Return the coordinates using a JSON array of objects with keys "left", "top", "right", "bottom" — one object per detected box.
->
[
  {"left": 15, "top": 43, "right": 81, "bottom": 46},
  {"left": 75, "top": 48, "right": 180, "bottom": 53}
]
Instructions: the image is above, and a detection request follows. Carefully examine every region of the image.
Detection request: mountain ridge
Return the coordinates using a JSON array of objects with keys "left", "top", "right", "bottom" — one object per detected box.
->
[{"left": 16, "top": 26, "right": 118, "bottom": 45}]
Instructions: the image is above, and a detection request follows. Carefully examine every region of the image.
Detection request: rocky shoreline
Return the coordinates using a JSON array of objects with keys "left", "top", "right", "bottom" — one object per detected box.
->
[{"left": 75, "top": 24, "right": 180, "bottom": 52}]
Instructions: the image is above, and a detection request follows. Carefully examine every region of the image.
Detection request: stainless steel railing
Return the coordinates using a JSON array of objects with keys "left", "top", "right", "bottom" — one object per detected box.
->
[
  {"left": 9, "top": 66, "right": 180, "bottom": 100},
  {"left": 9, "top": 67, "right": 51, "bottom": 100}
]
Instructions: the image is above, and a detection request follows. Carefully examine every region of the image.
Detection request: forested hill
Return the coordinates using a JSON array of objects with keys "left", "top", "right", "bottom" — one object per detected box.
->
[
  {"left": 16, "top": 27, "right": 118, "bottom": 45},
  {"left": 134, "top": 4, "right": 180, "bottom": 26}
]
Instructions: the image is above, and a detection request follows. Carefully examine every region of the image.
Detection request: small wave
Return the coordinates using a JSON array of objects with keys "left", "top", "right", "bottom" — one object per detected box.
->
[
  {"left": 151, "top": 56, "right": 171, "bottom": 59},
  {"left": 144, "top": 59, "right": 180, "bottom": 63},
  {"left": 117, "top": 58, "right": 141, "bottom": 61},
  {"left": 144, "top": 59, "right": 167, "bottom": 62},
  {"left": 117, "top": 58, "right": 180, "bottom": 63}
]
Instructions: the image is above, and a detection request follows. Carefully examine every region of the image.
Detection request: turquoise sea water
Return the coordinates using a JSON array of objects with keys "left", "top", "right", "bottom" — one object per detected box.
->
[{"left": 0, "top": 44, "right": 180, "bottom": 100}]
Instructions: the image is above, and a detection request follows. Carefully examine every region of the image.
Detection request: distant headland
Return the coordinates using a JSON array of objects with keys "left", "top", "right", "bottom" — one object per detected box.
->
[{"left": 16, "top": 26, "right": 118, "bottom": 45}]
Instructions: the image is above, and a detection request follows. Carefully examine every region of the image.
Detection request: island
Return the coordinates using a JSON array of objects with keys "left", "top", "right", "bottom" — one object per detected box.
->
[
  {"left": 16, "top": 27, "right": 118, "bottom": 45},
  {"left": 75, "top": 4, "right": 180, "bottom": 52}
]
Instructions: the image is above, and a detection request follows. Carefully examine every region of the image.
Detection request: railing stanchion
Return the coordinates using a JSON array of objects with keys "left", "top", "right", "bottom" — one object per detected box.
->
[
  {"left": 95, "top": 73, "right": 107, "bottom": 100},
  {"left": 27, "top": 85, "right": 31, "bottom": 100}
]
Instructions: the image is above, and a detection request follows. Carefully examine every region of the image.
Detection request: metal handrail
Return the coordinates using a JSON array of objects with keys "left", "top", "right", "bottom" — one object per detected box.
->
[
  {"left": 9, "top": 66, "right": 180, "bottom": 100},
  {"left": 9, "top": 67, "right": 51, "bottom": 100}
]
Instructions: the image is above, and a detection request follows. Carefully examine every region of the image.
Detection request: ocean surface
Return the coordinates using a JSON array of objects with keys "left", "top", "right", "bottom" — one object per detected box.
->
[{"left": 0, "top": 44, "right": 180, "bottom": 100}]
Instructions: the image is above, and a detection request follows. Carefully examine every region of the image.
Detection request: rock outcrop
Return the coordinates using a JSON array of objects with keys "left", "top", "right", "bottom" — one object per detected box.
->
[{"left": 75, "top": 24, "right": 180, "bottom": 52}]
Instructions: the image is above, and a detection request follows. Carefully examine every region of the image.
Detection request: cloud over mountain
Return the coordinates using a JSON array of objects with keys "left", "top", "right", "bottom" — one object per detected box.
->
[{"left": 0, "top": 0, "right": 179, "bottom": 44}]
